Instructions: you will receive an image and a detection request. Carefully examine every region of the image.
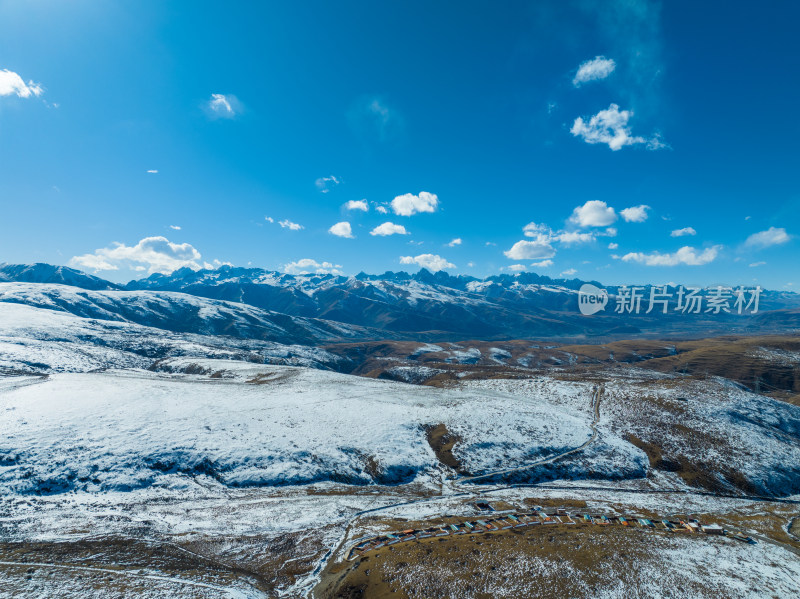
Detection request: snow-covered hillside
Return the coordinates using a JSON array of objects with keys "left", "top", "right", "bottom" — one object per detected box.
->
[
  {"left": 0, "top": 282, "right": 384, "bottom": 345},
  {"left": 0, "top": 302, "right": 345, "bottom": 373},
  {"left": 0, "top": 361, "right": 614, "bottom": 494},
  {"left": 460, "top": 372, "right": 800, "bottom": 497}
]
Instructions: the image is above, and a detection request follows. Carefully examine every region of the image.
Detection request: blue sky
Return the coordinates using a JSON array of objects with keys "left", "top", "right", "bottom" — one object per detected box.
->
[{"left": 1, "top": 0, "right": 798, "bottom": 288}]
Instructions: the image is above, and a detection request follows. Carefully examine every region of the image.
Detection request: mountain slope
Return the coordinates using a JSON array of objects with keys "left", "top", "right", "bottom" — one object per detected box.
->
[
  {"left": 0, "top": 302, "right": 346, "bottom": 374},
  {"left": 2, "top": 264, "right": 800, "bottom": 341},
  {"left": 124, "top": 265, "right": 800, "bottom": 339},
  {"left": 0, "top": 263, "right": 121, "bottom": 290},
  {"left": 0, "top": 282, "right": 388, "bottom": 346}
]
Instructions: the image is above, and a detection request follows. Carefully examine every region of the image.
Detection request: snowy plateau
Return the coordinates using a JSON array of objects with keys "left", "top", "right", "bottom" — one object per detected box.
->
[{"left": 0, "top": 272, "right": 799, "bottom": 598}]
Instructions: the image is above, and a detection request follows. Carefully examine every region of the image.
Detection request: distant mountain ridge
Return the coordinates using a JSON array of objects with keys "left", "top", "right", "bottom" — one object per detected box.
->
[
  {"left": 0, "top": 263, "right": 121, "bottom": 291},
  {"left": 1, "top": 263, "right": 799, "bottom": 341},
  {"left": 0, "top": 281, "right": 387, "bottom": 346}
]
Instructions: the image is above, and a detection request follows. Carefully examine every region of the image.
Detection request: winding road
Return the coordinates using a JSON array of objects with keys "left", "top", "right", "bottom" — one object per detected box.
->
[{"left": 0, "top": 560, "right": 260, "bottom": 598}]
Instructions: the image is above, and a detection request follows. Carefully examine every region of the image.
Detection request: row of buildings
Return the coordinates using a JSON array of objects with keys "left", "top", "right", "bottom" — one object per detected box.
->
[{"left": 347, "top": 508, "right": 752, "bottom": 560}]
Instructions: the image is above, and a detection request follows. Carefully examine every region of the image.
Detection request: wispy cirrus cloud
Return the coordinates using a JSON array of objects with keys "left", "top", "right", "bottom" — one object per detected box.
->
[
  {"left": 581, "top": 0, "right": 665, "bottom": 114},
  {"left": 349, "top": 96, "right": 404, "bottom": 142},
  {"left": 205, "top": 93, "right": 241, "bottom": 119},
  {"left": 315, "top": 176, "right": 341, "bottom": 193},
  {"left": 572, "top": 56, "right": 616, "bottom": 87}
]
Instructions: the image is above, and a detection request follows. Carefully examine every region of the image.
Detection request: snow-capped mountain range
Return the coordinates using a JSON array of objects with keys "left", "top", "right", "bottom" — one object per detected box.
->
[{"left": 1, "top": 262, "right": 799, "bottom": 342}]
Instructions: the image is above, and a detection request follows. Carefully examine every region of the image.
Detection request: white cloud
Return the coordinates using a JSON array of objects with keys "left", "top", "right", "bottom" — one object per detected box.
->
[
  {"left": 600, "top": 227, "right": 618, "bottom": 237},
  {"left": 620, "top": 204, "right": 650, "bottom": 223},
  {"left": 0, "top": 68, "right": 43, "bottom": 98},
  {"left": 70, "top": 254, "right": 118, "bottom": 272},
  {"left": 571, "top": 104, "right": 662, "bottom": 151},
  {"left": 344, "top": 199, "right": 368, "bottom": 211},
  {"left": 572, "top": 56, "right": 616, "bottom": 86},
  {"left": 531, "top": 259, "right": 553, "bottom": 268},
  {"left": 265, "top": 216, "right": 274, "bottom": 223},
  {"left": 169, "top": 225, "right": 181, "bottom": 230},
  {"left": 399, "top": 253, "right": 455, "bottom": 272},
  {"left": 523, "top": 222, "right": 552, "bottom": 237},
  {"left": 208, "top": 259, "right": 233, "bottom": 269},
  {"left": 390, "top": 191, "right": 439, "bottom": 216},
  {"left": 671, "top": 227, "right": 697, "bottom": 237},
  {"left": 279, "top": 219, "right": 304, "bottom": 231},
  {"left": 569, "top": 200, "right": 617, "bottom": 227},
  {"left": 370, "top": 222, "right": 409, "bottom": 236},
  {"left": 608, "top": 242, "right": 619, "bottom": 250},
  {"left": 560, "top": 268, "right": 578, "bottom": 276},
  {"left": 556, "top": 231, "right": 595, "bottom": 244},
  {"left": 620, "top": 245, "right": 721, "bottom": 266},
  {"left": 146, "top": 169, "right": 158, "bottom": 174},
  {"left": 745, "top": 227, "right": 791, "bottom": 248},
  {"left": 503, "top": 239, "right": 556, "bottom": 260},
  {"left": 283, "top": 258, "right": 342, "bottom": 275},
  {"left": 70, "top": 236, "right": 206, "bottom": 275},
  {"left": 315, "top": 176, "right": 341, "bottom": 193},
  {"left": 328, "top": 221, "right": 354, "bottom": 238},
  {"left": 749, "top": 261, "right": 766, "bottom": 268},
  {"left": 375, "top": 205, "right": 388, "bottom": 214},
  {"left": 206, "top": 93, "right": 240, "bottom": 118},
  {"left": 448, "top": 238, "right": 462, "bottom": 247},
  {"left": 646, "top": 134, "right": 668, "bottom": 150},
  {"left": 508, "top": 264, "right": 527, "bottom": 272}
]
